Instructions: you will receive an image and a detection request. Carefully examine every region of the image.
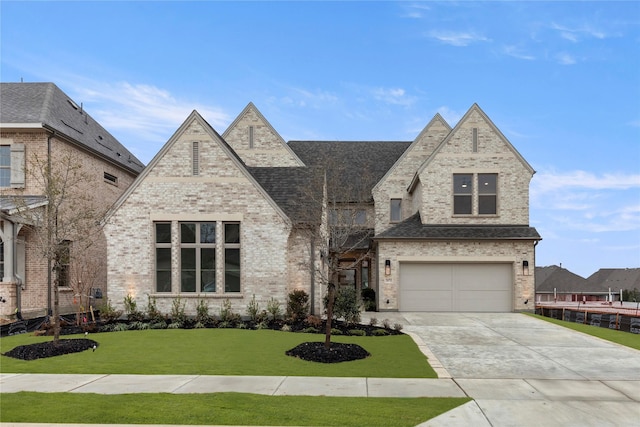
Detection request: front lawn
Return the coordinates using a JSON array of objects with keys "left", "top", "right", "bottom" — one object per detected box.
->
[
  {"left": 0, "top": 328, "right": 437, "bottom": 377},
  {"left": 526, "top": 313, "right": 640, "bottom": 350},
  {"left": 0, "top": 392, "right": 470, "bottom": 427}
]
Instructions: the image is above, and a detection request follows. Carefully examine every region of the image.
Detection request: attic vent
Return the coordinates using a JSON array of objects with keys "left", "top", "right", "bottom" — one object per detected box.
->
[
  {"left": 472, "top": 128, "right": 478, "bottom": 153},
  {"left": 104, "top": 172, "right": 118, "bottom": 186},
  {"left": 192, "top": 141, "right": 200, "bottom": 176},
  {"left": 249, "top": 126, "right": 254, "bottom": 149}
]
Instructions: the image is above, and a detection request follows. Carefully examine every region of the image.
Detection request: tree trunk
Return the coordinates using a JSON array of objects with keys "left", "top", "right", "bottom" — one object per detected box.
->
[{"left": 324, "top": 283, "right": 335, "bottom": 349}]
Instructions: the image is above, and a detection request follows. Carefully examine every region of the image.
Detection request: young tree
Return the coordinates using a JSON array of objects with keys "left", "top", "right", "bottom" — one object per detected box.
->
[{"left": 13, "top": 146, "right": 105, "bottom": 341}]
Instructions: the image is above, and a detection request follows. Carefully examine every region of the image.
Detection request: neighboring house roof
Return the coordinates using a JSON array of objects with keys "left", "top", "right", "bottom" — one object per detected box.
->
[
  {"left": 535, "top": 265, "right": 587, "bottom": 293},
  {"left": 288, "top": 140, "right": 411, "bottom": 202},
  {"left": 374, "top": 212, "right": 541, "bottom": 240},
  {"left": 248, "top": 166, "right": 324, "bottom": 225},
  {"left": 0, "top": 82, "right": 144, "bottom": 174},
  {"left": 586, "top": 268, "right": 640, "bottom": 292}
]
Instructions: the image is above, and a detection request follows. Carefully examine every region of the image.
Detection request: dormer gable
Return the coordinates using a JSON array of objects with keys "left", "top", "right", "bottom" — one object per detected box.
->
[
  {"left": 410, "top": 104, "right": 536, "bottom": 226},
  {"left": 222, "top": 102, "right": 304, "bottom": 167}
]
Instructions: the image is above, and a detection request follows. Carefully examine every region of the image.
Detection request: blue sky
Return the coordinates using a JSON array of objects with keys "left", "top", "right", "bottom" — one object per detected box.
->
[{"left": 1, "top": 1, "right": 639, "bottom": 278}]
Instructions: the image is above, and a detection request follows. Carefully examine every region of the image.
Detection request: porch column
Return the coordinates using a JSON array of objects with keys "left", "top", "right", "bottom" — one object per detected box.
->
[{"left": 2, "top": 220, "right": 14, "bottom": 282}]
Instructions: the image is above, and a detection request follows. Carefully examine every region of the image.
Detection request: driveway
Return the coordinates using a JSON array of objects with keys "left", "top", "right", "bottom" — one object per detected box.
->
[{"left": 362, "top": 312, "right": 640, "bottom": 427}]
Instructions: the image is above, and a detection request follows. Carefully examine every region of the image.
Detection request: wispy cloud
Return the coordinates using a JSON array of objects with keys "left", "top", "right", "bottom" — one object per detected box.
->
[
  {"left": 550, "top": 22, "right": 607, "bottom": 42},
  {"left": 401, "top": 3, "right": 431, "bottom": 19},
  {"left": 555, "top": 52, "right": 577, "bottom": 65},
  {"left": 371, "top": 87, "right": 416, "bottom": 106},
  {"left": 502, "top": 45, "right": 536, "bottom": 61},
  {"left": 532, "top": 170, "right": 640, "bottom": 194},
  {"left": 427, "top": 30, "right": 490, "bottom": 47}
]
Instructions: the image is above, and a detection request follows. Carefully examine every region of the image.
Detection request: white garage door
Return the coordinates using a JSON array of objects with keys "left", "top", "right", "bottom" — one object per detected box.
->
[{"left": 399, "top": 263, "right": 513, "bottom": 312}]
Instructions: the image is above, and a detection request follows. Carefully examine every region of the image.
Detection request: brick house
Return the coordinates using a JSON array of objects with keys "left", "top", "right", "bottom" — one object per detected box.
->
[
  {"left": 0, "top": 82, "right": 144, "bottom": 320},
  {"left": 104, "top": 102, "right": 540, "bottom": 315}
]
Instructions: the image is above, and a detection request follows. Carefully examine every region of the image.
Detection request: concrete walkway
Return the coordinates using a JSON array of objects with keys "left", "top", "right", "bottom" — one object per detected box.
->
[{"left": 2, "top": 313, "right": 640, "bottom": 427}]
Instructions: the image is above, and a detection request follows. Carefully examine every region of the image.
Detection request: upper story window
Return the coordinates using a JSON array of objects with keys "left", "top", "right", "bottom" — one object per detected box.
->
[
  {"left": 453, "top": 173, "right": 498, "bottom": 216},
  {"left": 390, "top": 199, "right": 402, "bottom": 222},
  {"left": 0, "top": 146, "right": 10, "bottom": 187},
  {"left": 478, "top": 173, "right": 497, "bottom": 215},
  {"left": 453, "top": 174, "right": 473, "bottom": 215}
]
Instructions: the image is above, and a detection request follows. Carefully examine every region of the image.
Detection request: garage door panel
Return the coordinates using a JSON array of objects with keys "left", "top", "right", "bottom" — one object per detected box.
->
[{"left": 399, "top": 263, "right": 512, "bottom": 312}]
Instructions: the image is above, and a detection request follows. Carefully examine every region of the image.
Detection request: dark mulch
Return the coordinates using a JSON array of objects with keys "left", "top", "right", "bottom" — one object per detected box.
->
[
  {"left": 286, "top": 341, "right": 370, "bottom": 363},
  {"left": 3, "top": 339, "right": 98, "bottom": 361}
]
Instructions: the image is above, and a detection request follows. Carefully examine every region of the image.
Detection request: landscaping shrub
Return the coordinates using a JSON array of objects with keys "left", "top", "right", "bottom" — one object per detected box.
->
[
  {"left": 324, "top": 287, "right": 361, "bottom": 325},
  {"left": 145, "top": 295, "right": 165, "bottom": 323},
  {"left": 286, "top": 290, "right": 310, "bottom": 322},
  {"left": 124, "top": 294, "right": 144, "bottom": 322},
  {"left": 393, "top": 323, "right": 404, "bottom": 332},
  {"left": 246, "top": 295, "right": 260, "bottom": 322},
  {"left": 349, "top": 329, "right": 366, "bottom": 336},
  {"left": 98, "top": 300, "right": 122, "bottom": 323},
  {"left": 195, "top": 299, "right": 214, "bottom": 326},
  {"left": 361, "top": 288, "right": 377, "bottom": 311},
  {"left": 372, "top": 329, "right": 389, "bottom": 336},
  {"left": 171, "top": 297, "right": 188, "bottom": 325},
  {"left": 267, "top": 297, "right": 282, "bottom": 321}
]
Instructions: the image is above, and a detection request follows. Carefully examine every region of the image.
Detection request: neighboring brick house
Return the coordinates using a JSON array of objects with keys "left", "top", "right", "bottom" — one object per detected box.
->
[
  {"left": 0, "top": 82, "right": 143, "bottom": 320},
  {"left": 104, "top": 102, "right": 540, "bottom": 315}
]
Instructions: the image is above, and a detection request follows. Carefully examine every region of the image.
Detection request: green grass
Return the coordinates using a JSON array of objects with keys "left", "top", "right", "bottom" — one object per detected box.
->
[
  {"left": 0, "top": 392, "right": 470, "bottom": 427},
  {"left": 0, "top": 328, "right": 436, "bottom": 377},
  {"left": 526, "top": 313, "right": 640, "bottom": 350}
]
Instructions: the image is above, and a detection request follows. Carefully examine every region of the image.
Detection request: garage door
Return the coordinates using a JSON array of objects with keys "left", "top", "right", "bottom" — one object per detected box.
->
[{"left": 399, "top": 263, "right": 513, "bottom": 312}]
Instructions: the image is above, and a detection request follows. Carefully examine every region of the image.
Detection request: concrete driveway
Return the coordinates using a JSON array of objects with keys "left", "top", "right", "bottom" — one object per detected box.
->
[{"left": 362, "top": 312, "right": 640, "bottom": 427}]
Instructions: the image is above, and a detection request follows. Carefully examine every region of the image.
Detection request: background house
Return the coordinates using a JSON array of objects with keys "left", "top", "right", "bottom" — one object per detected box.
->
[
  {"left": 105, "top": 102, "right": 540, "bottom": 315},
  {"left": 0, "top": 82, "right": 143, "bottom": 320},
  {"left": 535, "top": 266, "right": 640, "bottom": 302}
]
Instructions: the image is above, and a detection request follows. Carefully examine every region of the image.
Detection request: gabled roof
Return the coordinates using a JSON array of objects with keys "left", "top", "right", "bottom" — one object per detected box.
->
[
  {"left": 0, "top": 82, "right": 143, "bottom": 174},
  {"left": 374, "top": 212, "right": 541, "bottom": 240},
  {"left": 586, "top": 268, "right": 640, "bottom": 292},
  {"left": 535, "top": 265, "right": 587, "bottom": 293},
  {"left": 410, "top": 104, "right": 535, "bottom": 192},
  {"left": 248, "top": 166, "right": 324, "bottom": 225},
  {"left": 373, "top": 113, "right": 450, "bottom": 193},
  {"left": 222, "top": 102, "right": 304, "bottom": 166},
  {"left": 288, "top": 141, "right": 411, "bottom": 203},
  {"left": 104, "top": 110, "right": 291, "bottom": 225}
]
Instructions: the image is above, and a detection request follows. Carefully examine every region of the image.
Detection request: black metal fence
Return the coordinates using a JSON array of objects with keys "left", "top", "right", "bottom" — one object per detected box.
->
[{"left": 536, "top": 307, "right": 640, "bottom": 334}]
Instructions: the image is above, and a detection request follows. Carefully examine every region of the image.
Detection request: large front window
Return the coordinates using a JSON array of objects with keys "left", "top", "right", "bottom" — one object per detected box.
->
[{"left": 154, "top": 221, "right": 240, "bottom": 294}]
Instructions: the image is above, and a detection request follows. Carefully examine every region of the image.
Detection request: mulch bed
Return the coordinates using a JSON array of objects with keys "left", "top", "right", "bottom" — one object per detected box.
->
[
  {"left": 4, "top": 339, "right": 98, "bottom": 361},
  {"left": 286, "top": 341, "right": 370, "bottom": 363}
]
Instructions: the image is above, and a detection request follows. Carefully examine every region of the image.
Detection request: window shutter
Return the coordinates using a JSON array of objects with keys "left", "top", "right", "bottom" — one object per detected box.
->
[{"left": 10, "top": 143, "right": 25, "bottom": 188}]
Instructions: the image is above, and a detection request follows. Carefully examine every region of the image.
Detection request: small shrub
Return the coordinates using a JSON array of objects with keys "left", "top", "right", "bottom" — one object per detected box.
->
[
  {"left": 393, "top": 323, "right": 404, "bottom": 331},
  {"left": 167, "top": 322, "right": 182, "bottom": 329},
  {"left": 171, "top": 297, "right": 187, "bottom": 325},
  {"left": 372, "top": 329, "right": 389, "bottom": 336},
  {"left": 286, "top": 290, "right": 310, "bottom": 322},
  {"left": 267, "top": 297, "right": 282, "bottom": 320},
  {"left": 304, "top": 314, "right": 322, "bottom": 328},
  {"left": 382, "top": 318, "right": 391, "bottom": 329},
  {"left": 324, "top": 287, "right": 361, "bottom": 325},
  {"left": 281, "top": 324, "right": 291, "bottom": 332},
  {"left": 145, "top": 295, "right": 165, "bottom": 323},
  {"left": 98, "top": 300, "right": 122, "bottom": 323},
  {"left": 195, "top": 299, "right": 213, "bottom": 325},
  {"left": 361, "top": 288, "right": 377, "bottom": 311},
  {"left": 349, "top": 329, "right": 366, "bottom": 336},
  {"left": 301, "top": 327, "right": 319, "bottom": 334},
  {"left": 246, "top": 295, "right": 260, "bottom": 322},
  {"left": 150, "top": 321, "right": 167, "bottom": 329},
  {"left": 124, "top": 294, "right": 144, "bottom": 322},
  {"left": 219, "top": 299, "right": 234, "bottom": 323},
  {"left": 130, "top": 321, "right": 150, "bottom": 330},
  {"left": 368, "top": 317, "right": 379, "bottom": 326},
  {"left": 194, "top": 321, "right": 206, "bottom": 329},
  {"left": 256, "top": 321, "right": 270, "bottom": 330},
  {"left": 255, "top": 309, "right": 269, "bottom": 324},
  {"left": 330, "top": 328, "right": 342, "bottom": 336}
]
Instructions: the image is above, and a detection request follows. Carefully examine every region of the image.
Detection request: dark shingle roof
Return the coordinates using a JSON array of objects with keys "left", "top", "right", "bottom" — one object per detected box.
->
[
  {"left": 248, "top": 166, "right": 324, "bottom": 225},
  {"left": 586, "top": 268, "right": 640, "bottom": 292},
  {"left": 0, "top": 82, "right": 144, "bottom": 174},
  {"left": 535, "top": 265, "right": 587, "bottom": 293},
  {"left": 374, "top": 212, "right": 541, "bottom": 240},
  {"left": 288, "top": 141, "right": 411, "bottom": 202}
]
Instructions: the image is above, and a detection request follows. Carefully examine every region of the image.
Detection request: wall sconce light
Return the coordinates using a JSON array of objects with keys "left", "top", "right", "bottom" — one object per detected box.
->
[
  {"left": 522, "top": 260, "right": 529, "bottom": 276},
  {"left": 385, "top": 259, "right": 391, "bottom": 276}
]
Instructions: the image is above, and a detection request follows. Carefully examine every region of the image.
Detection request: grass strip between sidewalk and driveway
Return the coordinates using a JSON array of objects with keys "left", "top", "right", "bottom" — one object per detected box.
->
[
  {"left": 526, "top": 313, "right": 640, "bottom": 350},
  {"left": 0, "top": 392, "right": 471, "bottom": 427},
  {"left": 0, "top": 328, "right": 437, "bottom": 377}
]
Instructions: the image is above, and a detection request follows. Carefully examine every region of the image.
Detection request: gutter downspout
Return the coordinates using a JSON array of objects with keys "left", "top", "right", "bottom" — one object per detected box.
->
[{"left": 46, "top": 131, "right": 52, "bottom": 316}]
